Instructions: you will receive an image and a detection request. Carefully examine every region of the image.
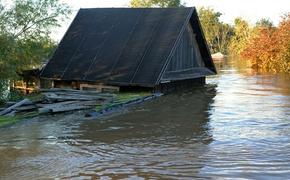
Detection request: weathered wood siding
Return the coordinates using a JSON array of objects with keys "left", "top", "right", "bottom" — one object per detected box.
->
[
  {"left": 165, "top": 24, "right": 204, "bottom": 72},
  {"left": 161, "top": 24, "right": 215, "bottom": 82}
]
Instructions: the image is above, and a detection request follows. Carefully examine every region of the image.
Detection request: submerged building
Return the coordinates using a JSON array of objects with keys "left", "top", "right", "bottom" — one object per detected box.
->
[{"left": 41, "top": 7, "right": 216, "bottom": 92}]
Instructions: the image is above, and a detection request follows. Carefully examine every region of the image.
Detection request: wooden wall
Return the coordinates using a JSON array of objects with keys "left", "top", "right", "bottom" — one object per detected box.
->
[{"left": 165, "top": 24, "right": 205, "bottom": 72}]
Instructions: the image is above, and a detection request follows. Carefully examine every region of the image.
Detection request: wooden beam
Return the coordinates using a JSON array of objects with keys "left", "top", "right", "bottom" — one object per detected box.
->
[{"left": 0, "top": 99, "right": 32, "bottom": 116}]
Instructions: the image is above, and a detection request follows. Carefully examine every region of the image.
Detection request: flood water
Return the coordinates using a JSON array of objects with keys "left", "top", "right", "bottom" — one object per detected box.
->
[{"left": 0, "top": 59, "right": 290, "bottom": 179}]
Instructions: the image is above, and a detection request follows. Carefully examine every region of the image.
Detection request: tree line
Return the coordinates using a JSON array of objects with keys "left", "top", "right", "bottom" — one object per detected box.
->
[{"left": 131, "top": 0, "right": 290, "bottom": 73}]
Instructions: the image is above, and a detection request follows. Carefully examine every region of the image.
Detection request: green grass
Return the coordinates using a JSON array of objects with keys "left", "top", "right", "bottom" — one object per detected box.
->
[
  {"left": 95, "top": 104, "right": 103, "bottom": 111},
  {"left": 115, "top": 92, "right": 150, "bottom": 103},
  {"left": 95, "top": 92, "right": 151, "bottom": 111},
  {"left": 0, "top": 112, "right": 39, "bottom": 128},
  {"left": 0, "top": 116, "right": 19, "bottom": 127}
]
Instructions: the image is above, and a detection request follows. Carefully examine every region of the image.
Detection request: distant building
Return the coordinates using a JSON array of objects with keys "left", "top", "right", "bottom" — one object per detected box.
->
[
  {"left": 41, "top": 7, "right": 216, "bottom": 92},
  {"left": 211, "top": 52, "right": 225, "bottom": 61}
]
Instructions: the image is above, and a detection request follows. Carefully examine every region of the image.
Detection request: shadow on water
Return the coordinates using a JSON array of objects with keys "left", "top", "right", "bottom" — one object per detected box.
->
[
  {"left": 61, "top": 85, "right": 217, "bottom": 179},
  {"left": 77, "top": 85, "right": 217, "bottom": 144}
]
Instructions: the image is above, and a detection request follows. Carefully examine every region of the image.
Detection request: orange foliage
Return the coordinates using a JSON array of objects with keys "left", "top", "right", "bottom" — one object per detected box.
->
[{"left": 241, "top": 14, "right": 290, "bottom": 73}]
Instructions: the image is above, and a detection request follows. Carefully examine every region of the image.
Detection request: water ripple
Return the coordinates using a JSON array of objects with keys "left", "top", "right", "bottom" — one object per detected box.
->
[{"left": 0, "top": 62, "right": 290, "bottom": 179}]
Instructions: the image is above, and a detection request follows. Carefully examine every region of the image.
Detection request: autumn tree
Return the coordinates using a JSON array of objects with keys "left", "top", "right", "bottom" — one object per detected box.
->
[
  {"left": 241, "top": 14, "right": 290, "bottom": 73},
  {"left": 229, "top": 17, "right": 252, "bottom": 55}
]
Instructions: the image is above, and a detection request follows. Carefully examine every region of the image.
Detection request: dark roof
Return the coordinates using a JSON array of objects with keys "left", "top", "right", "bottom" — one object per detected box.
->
[{"left": 41, "top": 7, "right": 216, "bottom": 87}]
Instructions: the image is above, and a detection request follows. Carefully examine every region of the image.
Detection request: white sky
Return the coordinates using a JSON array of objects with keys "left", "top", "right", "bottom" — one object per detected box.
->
[{"left": 54, "top": 0, "right": 289, "bottom": 41}]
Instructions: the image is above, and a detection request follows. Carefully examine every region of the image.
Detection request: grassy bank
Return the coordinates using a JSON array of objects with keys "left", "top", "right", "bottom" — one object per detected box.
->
[
  {"left": 0, "top": 112, "right": 39, "bottom": 127},
  {"left": 95, "top": 92, "right": 151, "bottom": 111},
  {"left": 0, "top": 116, "right": 19, "bottom": 127}
]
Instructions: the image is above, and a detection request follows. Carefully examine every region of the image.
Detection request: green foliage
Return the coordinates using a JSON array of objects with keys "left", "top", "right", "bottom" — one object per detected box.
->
[
  {"left": 198, "top": 7, "right": 221, "bottom": 50},
  {"left": 130, "top": 0, "right": 182, "bottom": 7},
  {"left": 3, "top": 0, "right": 71, "bottom": 38},
  {"left": 0, "top": 80, "right": 9, "bottom": 104},
  {"left": 229, "top": 17, "right": 252, "bottom": 55},
  {"left": 115, "top": 92, "right": 150, "bottom": 103},
  {"left": 198, "top": 7, "right": 233, "bottom": 54},
  {"left": 8, "top": 89, "right": 24, "bottom": 102},
  {"left": 0, "top": 35, "right": 18, "bottom": 79},
  {"left": 255, "top": 18, "right": 273, "bottom": 28},
  {"left": 0, "top": 0, "right": 70, "bottom": 101},
  {"left": 15, "top": 37, "right": 56, "bottom": 70},
  {"left": 0, "top": 0, "right": 70, "bottom": 80}
]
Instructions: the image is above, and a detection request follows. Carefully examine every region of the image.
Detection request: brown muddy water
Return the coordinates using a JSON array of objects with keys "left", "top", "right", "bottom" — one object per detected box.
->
[{"left": 0, "top": 59, "right": 290, "bottom": 179}]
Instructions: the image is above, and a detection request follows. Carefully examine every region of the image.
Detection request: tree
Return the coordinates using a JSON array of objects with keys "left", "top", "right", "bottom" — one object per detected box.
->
[
  {"left": 198, "top": 7, "right": 233, "bottom": 54},
  {"left": 241, "top": 14, "right": 290, "bottom": 73},
  {"left": 215, "top": 23, "right": 233, "bottom": 54},
  {"left": 255, "top": 18, "right": 273, "bottom": 29},
  {"left": 0, "top": 0, "right": 70, "bottom": 100},
  {"left": 229, "top": 17, "right": 252, "bottom": 55},
  {"left": 3, "top": 0, "right": 71, "bottom": 39},
  {"left": 0, "top": 0, "right": 71, "bottom": 79},
  {"left": 130, "top": 0, "right": 182, "bottom": 8}
]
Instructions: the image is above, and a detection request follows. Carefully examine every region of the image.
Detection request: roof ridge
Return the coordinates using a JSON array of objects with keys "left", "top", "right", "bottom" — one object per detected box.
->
[{"left": 79, "top": 7, "right": 195, "bottom": 10}]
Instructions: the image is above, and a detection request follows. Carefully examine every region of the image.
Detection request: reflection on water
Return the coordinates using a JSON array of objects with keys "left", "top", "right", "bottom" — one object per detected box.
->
[{"left": 0, "top": 59, "right": 290, "bottom": 179}]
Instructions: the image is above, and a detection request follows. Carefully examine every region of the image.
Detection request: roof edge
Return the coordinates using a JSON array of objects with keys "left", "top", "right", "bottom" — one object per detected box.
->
[
  {"left": 40, "top": 10, "right": 82, "bottom": 79},
  {"left": 190, "top": 9, "right": 217, "bottom": 74},
  {"left": 155, "top": 7, "right": 195, "bottom": 85}
]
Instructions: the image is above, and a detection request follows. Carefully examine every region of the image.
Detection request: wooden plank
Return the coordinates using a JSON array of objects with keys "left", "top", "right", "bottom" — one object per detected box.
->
[
  {"left": 51, "top": 105, "right": 90, "bottom": 113},
  {"left": 52, "top": 92, "right": 116, "bottom": 98},
  {"left": 38, "top": 104, "right": 91, "bottom": 114},
  {"left": 40, "top": 88, "right": 116, "bottom": 97},
  {"left": 36, "top": 101, "right": 77, "bottom": 108},
  {"left": 37, "top": 100, "right": 101, "bottom": 114},
  {"left": 4, "top": 110, "right": 16, "bottom": 117},
  {"left": 80, "top": 84, "right": 119, "bottom": 93},
  {"left": 42, "top": 92, "right": 114, "bottom": 101},
  {"left": 13, "top": 105, "right": 37, "bottom": 112},
  {"left": 76, "top": 100, "right": 103, "bottom": 106},
  {"left": 4, "top": 101, "right": 33, "bottom": 108},
  {"left": 0, "top": 99, "right": 32, "bottom": 116},
  {"left": 40, "top": 88, "right": 100, "bottom": 94}
]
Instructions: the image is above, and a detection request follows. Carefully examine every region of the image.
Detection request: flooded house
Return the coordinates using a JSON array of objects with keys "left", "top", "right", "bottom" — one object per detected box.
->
[{"left": 40, "top": 7, "right": 216, "bottom": 92}]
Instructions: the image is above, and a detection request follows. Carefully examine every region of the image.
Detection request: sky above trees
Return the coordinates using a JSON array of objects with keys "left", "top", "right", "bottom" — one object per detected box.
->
[
  {"left": 61, "top": 0, "right": 289, "bottom": 24},
  {"left": 3, "top": 0, "right": 288, "bottom": 40},
  {"left": 47, "top": 0, "right": 289, "bottom": 40}
]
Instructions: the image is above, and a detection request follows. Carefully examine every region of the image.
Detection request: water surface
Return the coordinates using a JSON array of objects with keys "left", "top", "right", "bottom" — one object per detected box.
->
[{"left": 0, "top": 59, "right": 289, "bottom": 179}]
